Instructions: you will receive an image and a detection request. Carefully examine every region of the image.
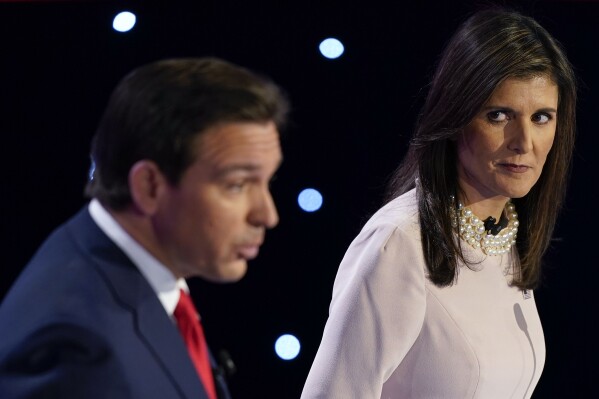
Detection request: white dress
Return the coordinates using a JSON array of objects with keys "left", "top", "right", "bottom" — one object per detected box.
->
[{"left": 301, "top": 189, "right": 545, "bottom": 399}]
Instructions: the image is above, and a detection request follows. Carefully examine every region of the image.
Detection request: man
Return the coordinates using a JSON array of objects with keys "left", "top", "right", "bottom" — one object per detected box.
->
[{"left": 0, "top": 58, "right": 289, "bottom": 398}]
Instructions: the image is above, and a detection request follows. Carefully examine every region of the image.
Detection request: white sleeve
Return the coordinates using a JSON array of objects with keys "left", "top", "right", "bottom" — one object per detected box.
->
[{"left": 301, "top": 224, "right": 427, "bottom": 399}]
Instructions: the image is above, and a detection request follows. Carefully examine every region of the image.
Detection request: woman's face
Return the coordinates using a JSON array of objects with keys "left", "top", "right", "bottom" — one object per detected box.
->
[{"left": 457, "top": 75, "right": 558, "bottom": 204}]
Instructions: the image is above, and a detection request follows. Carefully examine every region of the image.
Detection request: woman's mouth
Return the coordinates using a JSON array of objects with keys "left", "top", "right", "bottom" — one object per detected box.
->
[{"left": 498, "top": 163, "right": 530, "bottom": 173}]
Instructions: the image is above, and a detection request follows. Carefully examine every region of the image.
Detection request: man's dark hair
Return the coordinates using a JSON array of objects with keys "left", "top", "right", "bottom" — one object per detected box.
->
[{"left": 85, "top": 57, "right": 289, "bottom": 210}]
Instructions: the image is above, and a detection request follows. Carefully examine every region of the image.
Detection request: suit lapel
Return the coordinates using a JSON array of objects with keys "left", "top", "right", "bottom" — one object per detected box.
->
[
  {"left": 135, "top": 290, "right": 208, "bottom": 399},
  {"left": 67, "top": 208, "right": 211, "bottom": 399}
]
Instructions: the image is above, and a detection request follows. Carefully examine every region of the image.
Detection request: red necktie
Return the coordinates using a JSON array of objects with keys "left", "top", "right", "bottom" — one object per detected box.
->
[{"left": 174, "top": 289, "right": 217, "bottom": 399}]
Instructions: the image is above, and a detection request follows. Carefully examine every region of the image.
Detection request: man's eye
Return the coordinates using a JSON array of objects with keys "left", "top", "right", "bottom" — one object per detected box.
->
[{"left": 226, "top": 181, "right": 246, "bottom": 192}]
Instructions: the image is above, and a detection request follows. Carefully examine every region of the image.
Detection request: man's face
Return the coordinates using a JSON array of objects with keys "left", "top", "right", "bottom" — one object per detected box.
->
[{"left": 153, "top": 121, "right": 282, "bottom": 281}]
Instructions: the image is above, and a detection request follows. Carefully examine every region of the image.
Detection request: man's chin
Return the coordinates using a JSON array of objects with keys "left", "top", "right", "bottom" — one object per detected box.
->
[{"left": 203, "top": 260, "right": 248, "bottom": 283}]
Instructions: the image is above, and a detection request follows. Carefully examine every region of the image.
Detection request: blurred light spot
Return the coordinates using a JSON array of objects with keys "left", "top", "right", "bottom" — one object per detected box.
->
[
  {"left": 319, "top": 38, "right": 344, "bottom": 59},
  {"left": 275, "top": 334, "right": 300, "bottom": 360},
  {"left": 298, "top": 188, "right": 323, "bottom": 212},
  {"left": 113, "top": 11, "right": 136, "bottom": 32}
]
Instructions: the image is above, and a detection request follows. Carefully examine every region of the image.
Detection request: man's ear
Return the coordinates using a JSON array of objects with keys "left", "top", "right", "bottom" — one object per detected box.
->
[{"left": 128, "top": 160, "right": 168, "bottom": 215}]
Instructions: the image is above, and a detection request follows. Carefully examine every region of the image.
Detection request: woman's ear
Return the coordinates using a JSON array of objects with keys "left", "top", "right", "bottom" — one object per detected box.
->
[{"left": 128, "top": 160, "right": 168, "bottom": 215}]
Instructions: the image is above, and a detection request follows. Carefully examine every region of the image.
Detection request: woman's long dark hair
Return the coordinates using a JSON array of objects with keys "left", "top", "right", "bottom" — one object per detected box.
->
[{"left": 386, "top": 9, "right": 577, "bottom": 289}]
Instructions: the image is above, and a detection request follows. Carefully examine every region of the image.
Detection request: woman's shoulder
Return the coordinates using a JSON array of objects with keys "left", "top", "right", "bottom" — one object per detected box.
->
[
  {"left": 336, "top": 188, "right": 425, "bottom": 290},
  {"left": 342, "top": 189, "right": 421, "bottom": 255},
  {"left": 362, "top": 188, "right": 420, "bottom": 236}
]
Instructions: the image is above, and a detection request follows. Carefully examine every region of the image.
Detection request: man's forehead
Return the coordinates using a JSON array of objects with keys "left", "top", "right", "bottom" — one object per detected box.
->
[
  {"left": 192, "top": 121, "right": 282, "bottom": 169},
  {"left": 196, "top": 120, "right": 278, "bottom": 148}
]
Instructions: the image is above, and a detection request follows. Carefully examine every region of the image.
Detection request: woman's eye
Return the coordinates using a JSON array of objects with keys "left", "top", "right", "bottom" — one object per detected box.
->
[
  {"left": 532, "top": 113, "right": 551, "bottom": 124},
  {"left": 487, "top": 110, "right": 508, "bottom": 122}
]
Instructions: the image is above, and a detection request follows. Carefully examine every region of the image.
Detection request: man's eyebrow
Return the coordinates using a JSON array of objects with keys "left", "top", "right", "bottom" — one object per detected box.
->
[
  {"left": 215, "top": 164, "right": 262, "bottom": 177},
  {"left": 214, "top": 158, "right": 283, "bottom": 178}
]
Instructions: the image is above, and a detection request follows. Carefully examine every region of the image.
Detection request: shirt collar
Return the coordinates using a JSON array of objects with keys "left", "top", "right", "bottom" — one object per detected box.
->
[{"left": 88, "top": 199, "right": 187, "bottom": 316}]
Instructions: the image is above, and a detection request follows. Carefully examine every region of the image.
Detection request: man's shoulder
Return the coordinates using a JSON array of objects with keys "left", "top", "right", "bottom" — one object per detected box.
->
[
  {"left": 24, "top": 206, "right": 100, "bottom": 268},
  {"left": 6, "top": 208, "right": 106, "bottom": 294},
  {"left": 0, "top": 207, "right": 137, "bottom": 338}
]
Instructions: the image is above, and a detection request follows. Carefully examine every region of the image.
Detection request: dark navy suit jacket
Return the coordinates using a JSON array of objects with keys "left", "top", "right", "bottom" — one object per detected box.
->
[{"left": 0, "top": 207, "right": 230, "bottom": 398}]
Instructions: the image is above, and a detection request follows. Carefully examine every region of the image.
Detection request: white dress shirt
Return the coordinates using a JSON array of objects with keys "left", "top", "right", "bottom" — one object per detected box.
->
[{"left": 88, "top": 199, "right": 188, "bottom": 317}]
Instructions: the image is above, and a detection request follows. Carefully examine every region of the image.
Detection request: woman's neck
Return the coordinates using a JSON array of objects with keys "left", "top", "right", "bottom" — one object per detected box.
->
[{"left": 459, "top": 196, "right": 509, "bottom": 221}]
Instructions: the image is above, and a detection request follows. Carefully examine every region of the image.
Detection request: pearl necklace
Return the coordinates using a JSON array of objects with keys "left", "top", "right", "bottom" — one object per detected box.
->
[{"left": 450, "top": 200, "right": 519, "bottom": 256}]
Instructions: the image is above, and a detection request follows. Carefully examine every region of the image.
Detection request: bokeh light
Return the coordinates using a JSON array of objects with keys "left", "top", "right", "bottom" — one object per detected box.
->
[
  {"left": 319, "top": 38, "right": 344, "bottom": 59},
  {"left": 113, "top": 11, "right": 136, "bottom": 33},
  {"left": 298, "top": 188, "right": 323, "bottom": 212},
  {"left": 275, "top": 334, "right": 301, "bottom": 360}
]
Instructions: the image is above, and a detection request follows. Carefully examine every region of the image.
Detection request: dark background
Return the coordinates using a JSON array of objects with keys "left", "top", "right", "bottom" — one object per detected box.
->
[{"left": 1, "top": 0, "right": 597, "bottom": 397}]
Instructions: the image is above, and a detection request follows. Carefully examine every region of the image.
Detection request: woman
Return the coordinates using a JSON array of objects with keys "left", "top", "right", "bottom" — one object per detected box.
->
[{"left": 302, "top": 9, "right": 576, "bottom": 399}]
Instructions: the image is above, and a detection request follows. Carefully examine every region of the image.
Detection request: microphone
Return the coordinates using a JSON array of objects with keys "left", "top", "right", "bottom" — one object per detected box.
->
[
  {"left": 215, "top": 349, "right": 236, "bottom": 378},
  {"left": 212, "top": 349, "right": 236, "bottom": 399},
  {"left": 514, "top": 303, "right": 536, "bottom": 398}
]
